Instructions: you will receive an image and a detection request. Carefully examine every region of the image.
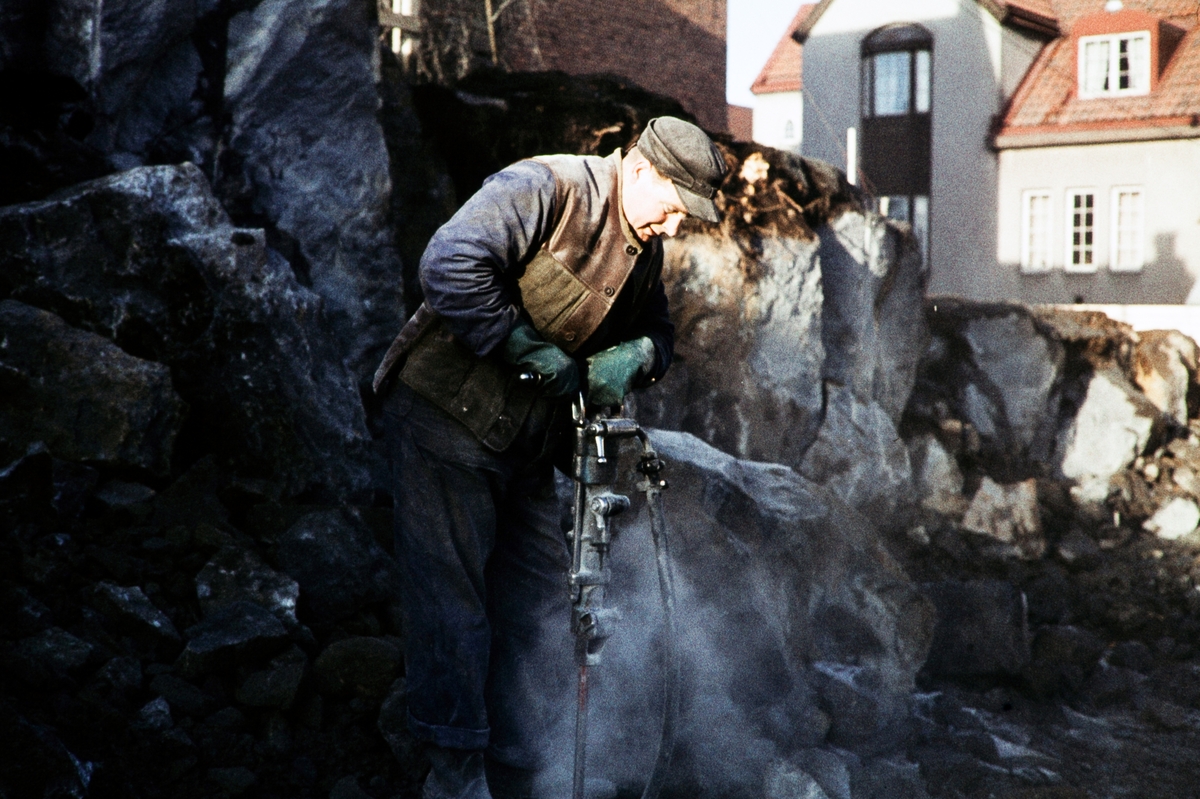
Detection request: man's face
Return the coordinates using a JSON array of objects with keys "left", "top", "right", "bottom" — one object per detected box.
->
[{"left": 622, "top": 158, "right": 689, "bottom": 241}]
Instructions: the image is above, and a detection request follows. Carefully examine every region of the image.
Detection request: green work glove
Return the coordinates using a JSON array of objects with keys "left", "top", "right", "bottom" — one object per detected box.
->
[
  {"left": 501, "top": 321, "right": 580, "bottom": 397},
  {"left": 585, "top": 337, "right": 656, "bottom": 407}
]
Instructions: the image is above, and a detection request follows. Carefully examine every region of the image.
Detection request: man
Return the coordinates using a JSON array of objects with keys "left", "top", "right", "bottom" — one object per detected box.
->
[{"left": 376, "top": 117, "right": 726, "bottom": 799}]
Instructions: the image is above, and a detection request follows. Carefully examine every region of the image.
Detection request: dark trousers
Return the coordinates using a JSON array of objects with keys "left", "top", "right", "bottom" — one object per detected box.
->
[{"left": 382, "top": 383, "right": 573, "bottom": 769}]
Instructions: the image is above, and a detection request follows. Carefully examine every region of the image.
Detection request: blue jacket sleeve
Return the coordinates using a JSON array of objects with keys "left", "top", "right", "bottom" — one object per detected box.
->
[{"left": 418, "top": 161, "right": 557, "bottom": 357}]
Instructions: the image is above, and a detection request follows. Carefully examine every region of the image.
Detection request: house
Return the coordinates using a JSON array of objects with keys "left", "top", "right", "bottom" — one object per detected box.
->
[
  {"left": 995, "top": 0, "right": 1200, "bottom": 304},
  {"left": 795, "top": 0, "right": 1059, "bottom": 294},
  {"left": 749, "top": 4, "right": 817, "bottom": 153},
  {"left": 793, "top": 0, "right": 1200, "bottom": 305}
]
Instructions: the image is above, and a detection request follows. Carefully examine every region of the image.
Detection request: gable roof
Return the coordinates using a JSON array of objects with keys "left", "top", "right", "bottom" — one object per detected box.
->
[
  {"left": 792, "top": 0, "right": 1060, "bottom": 44},
  {"left": 751, "top": 4, "right": 816, "bottom": 95},
  {"left": 996, "top": 0, "right": 1200, "bottom": 147}
]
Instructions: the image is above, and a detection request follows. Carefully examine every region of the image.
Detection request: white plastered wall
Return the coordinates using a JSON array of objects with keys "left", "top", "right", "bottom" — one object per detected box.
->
[
  {"left": 799, "top": 0, "right": 1043, "bottom": 299},
  {"left": 998, "top": 138, "right": 1200, "bottom": 305},
  {"left": 752, "top": 90, "right": 804, "bottom": 153}
]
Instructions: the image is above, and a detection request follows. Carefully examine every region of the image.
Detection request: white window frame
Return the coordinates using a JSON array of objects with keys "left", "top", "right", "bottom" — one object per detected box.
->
[
  {"left": 1064, "top": 189, "right": 1097, "bottom": 273},
  {"left": 1110, "top": 185, "right": 1145, "bottom": 272},
  {"left": 1078, "top": 31, "right": 1151, "bottom": 99},
  {"left": 1021, "top": 189, "right": 1054, "bottom": 273}
]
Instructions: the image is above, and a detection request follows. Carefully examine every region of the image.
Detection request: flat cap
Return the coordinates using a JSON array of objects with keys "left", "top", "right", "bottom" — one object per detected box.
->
[{"left": 636, "top": 117, "right": 727, "bottom": 223}]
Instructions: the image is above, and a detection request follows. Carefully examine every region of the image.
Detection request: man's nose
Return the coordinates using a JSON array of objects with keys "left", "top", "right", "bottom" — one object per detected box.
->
[{"left": 661, "top": 215, "right": 683, "bottom": 237}]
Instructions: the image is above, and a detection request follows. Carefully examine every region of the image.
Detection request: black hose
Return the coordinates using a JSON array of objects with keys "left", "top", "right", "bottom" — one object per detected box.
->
[{"left": 639, "top": 443, "right": 679, "bottom": 799}]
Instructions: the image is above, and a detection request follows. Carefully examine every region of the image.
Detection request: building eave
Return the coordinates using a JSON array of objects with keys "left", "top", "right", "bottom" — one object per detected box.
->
[{"left": 995, "top": 117, "right": 1200, "bottom": 148}]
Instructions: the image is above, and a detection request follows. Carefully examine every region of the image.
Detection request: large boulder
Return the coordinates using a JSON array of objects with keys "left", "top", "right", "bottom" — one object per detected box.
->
[
  {"left": 0, "top": 299, "right": 185, "bottom": 475},
  {"left": 569, "top": 430, "right": 935, "bottom": 793},
  {"left": 220, "top": 0, "right": 404, "bottom": 370},
  {"left": 0, "top": 164, "right": 373, "bottom": 499},
  {"left": 634, "top": 147, "right": 928, "bottom": 519}
]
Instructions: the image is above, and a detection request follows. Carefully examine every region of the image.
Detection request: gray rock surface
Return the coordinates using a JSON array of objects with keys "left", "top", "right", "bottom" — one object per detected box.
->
[
  {"left": 635, "top": 177, "right": 927, "bottom": 520},
  {"left": 582, "top": 429, "right": 934, "bottom": 791},
  {"left": 921, "top": 580, "right": 1030, "bottom": 678},
  {"left": 274, "top": 509, "right": 400, "bottom": 626},
  {"left": 196, "top": 545, "right": 300, "bottom": 625},
  {"left": 0, "top": 164, "right": 373, "bottom": 499},
  {"left": 313, "top": 637, "right": 401, "bottom": 701},
  {"left": 0, "top": 300, "right": 185, "bottom": 475},
  {"left": 93, "top": 581, "right": 181, "bottom": 647},
  {"left": 1133, "top": 329, "right": 1197, "bottom": 426},
  {"left": 221, "top": 0, "right": 404, "bottom": 370},
  {"left": 1057, "top": 367, "right": 1159, "bottom": 500},
  {"left": 235, "top": 645, "right": 307, "bottom": 709},
  {"left": 4, "top": 627, "right": 94, "bottom": 684},
  {"left": 175, "top": 600, "right": 289, "bottom": 679}
]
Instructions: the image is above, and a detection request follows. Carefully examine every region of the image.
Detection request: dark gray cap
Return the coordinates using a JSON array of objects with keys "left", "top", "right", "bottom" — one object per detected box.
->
[{"left": 636, "top": 117, "right": 727, "bottom": 223}]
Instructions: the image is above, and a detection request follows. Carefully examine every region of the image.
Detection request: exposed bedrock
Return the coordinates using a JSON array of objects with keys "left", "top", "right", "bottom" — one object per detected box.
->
[
  {"left": 634, "top": 150, "right": 929, "bottom": 522},
  {"left": 561, "top": 430, "right": 935, "bottom": 798},
  {"left": 219, "top": 0, "right": 405, "bottom": 372},
  {"left": 0, "top": 163, "right": 372, "bottom": 500}
]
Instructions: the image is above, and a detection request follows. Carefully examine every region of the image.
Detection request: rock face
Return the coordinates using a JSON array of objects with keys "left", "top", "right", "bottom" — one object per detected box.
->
[
  {"left": 0, "top": 299, "right": 185, "bottom": 475},
  {"left": 634, "top": 147, "right": 929, "bottom": 521},
  {"left": 221, "top": 0, "right": 404, "bottom": 369},
  {"left": 0, "top": 164, "right": 373, "bottom": 499},
  {"left": 579, "top": 430, "right": 934, "bottom": 793}
]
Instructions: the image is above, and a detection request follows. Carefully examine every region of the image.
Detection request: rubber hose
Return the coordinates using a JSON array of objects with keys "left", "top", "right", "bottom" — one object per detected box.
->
[{"left": 640, "top": 482, "right": 679, "bottom": 799}]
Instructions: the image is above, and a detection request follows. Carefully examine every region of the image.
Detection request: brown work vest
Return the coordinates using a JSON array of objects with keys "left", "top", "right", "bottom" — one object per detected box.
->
[{"left": 380, "top": 149, "right": 662, "bottom": 451}]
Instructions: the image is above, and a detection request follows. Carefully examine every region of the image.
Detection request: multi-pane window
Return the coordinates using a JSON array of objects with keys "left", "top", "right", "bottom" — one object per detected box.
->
[
  {"left": 1021, "top": 190, "right": 1053, "bottom": 272},
  {"left": 1079, "top": 32, "right": 1150, "bottom": 98},
  {"left": 1065, "top": 191, "right": 1096, "bottom": 272},
  {"left": 863, "top": 48, "right": 932, "bottom": 117},
  {"left": 1111, "top": 187, "right": 1144, "bottom": 271}
]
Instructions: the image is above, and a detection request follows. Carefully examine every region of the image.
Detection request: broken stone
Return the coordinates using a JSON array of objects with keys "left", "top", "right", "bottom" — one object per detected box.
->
[
  {"left": 1108, "top": 640, "right": 1154, "bottom": 673},
  {"left": 1142, "top": 497, "right": 1200, "bottom": 540},
  {"left": 809, "top": 661, "right": 907, "bottom": 750},
  {"left": 93, "top": 480, "right": 157, "bottom": 511},
  {"left": 0, "top": 707, "right": 96, "bottom": 799},
  {"left": 799, "top": 386, "right": 913, "bottom": 520},
  {"left": 961, "top": 477, "right": 1044, "bottom": 559},
  {"left": 235, "top": 645, "right": 307, "bottom": 709},
  {"left": 1057, "top": 367, "right": 1159, "bottom": 493},
  {"left": 137, "top": 696, "right": 174, "bottom": 731},
  {"left": 1055, "top": 531, "right": 1101, "bottom": 569},
  {"left": 274, "top": 509, "right": 400, "bottom": 626},
  {"left": 764, "top": 760, "right": 830, "bottom": 799},
  {"left": 4, "top": 627, "right": 94, "bottom": 684},
  {"left": 208, "top": 766, "right": 257, "bottom": 796},
  {"left": 792, "top": 749, "right": 851, "bottom": 799},
  {"left": 175, "top": 601, "right": 289, "bottom": 679},
  {"left": 1, "top": 585, "right": 54, "bottom": 638},
  {"left": 922, "top": 580, "right": 1030, "bottom": 678},
  {"left": 330, "top": 775, "right": 374, "bottom": 799},
  {"left": 1134, "top": 329, "right": 1197, "bottom": 426},
  {"left": 93, "top": 581, "right": 181, "bottom": 647},
  {"left": 0, "top": 299, "right": 185, "bottom": 475},
  {"left": 0, "top": 165, "right": 374, "bottom": 499},
  {"left": 908, "top": 433, "right": 968, "bottom": 516},
  {"left": 223, "top": 0, "right": 404, "bottom": 371},
  {"left": 1026, "top": 625, "right": 1104, "bottom": 695},
  {"left": 313, "top": 637, "right": 401, "bottom": 701},
  {"left": 1172, "top": 465, "right": 1200, "bottom": 497},
  {"left": 1080, "top": 663, "right": 1146, "bottom": 708},
  {"left": 149, "top": 673, "right": 218, "bottom": 718},
  {"left": 196, "top": 545, "right": 300, "bottom": 625},
  {"left": 377, "top": 678, "right": 414, "bottom": 763}
]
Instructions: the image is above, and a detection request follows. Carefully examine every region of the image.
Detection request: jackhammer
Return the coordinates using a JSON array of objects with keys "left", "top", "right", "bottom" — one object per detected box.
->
[{"left": 566, "top": 395, "right": 679, "bottom": 799}]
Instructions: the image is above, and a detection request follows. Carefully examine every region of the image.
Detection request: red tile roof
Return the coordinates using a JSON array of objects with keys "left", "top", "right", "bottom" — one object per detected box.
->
[
  {"left": 997, "top": 0, "right": 1200, "bottom": 146},
  {"left": 751, "top": 4, "right": 817, "bottom": 95}
]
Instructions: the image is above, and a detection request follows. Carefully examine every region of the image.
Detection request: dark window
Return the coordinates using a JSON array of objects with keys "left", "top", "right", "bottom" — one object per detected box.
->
[{"left": 859, "top": 24, "right": 932, "bottom": 200}]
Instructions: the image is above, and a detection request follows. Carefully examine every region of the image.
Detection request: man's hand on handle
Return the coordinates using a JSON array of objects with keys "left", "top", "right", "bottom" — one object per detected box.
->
[
  {"left": 585, "top": 336, "right": 656, "bottom": 407},
  {"left": 501, "top": 321, "right": 580, "bottom": 397}
]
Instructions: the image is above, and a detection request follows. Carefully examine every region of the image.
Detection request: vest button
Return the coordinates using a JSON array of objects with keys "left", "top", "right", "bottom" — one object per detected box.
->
[
  {"left": 604, "top": 286, "right": 615, "bottom": 297},
  {"left": 563, "top": 332, "right": 576, "bottom": 342},
  {"left": 626, "top": 245, "right": 637, "bottom": 256}
]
